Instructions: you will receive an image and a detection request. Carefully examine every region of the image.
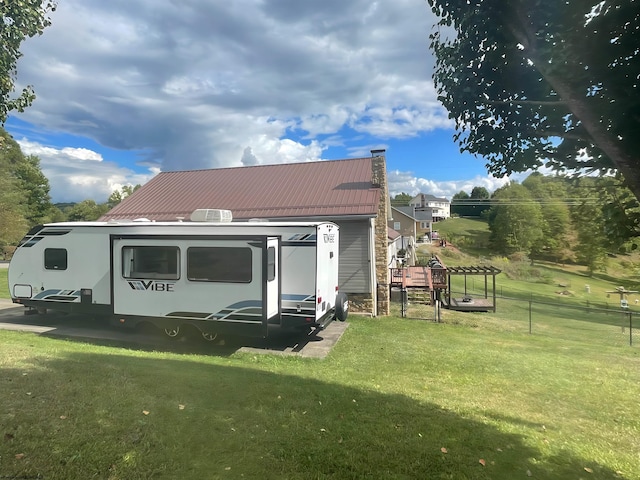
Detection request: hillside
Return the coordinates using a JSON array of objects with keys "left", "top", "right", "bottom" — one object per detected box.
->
[{"left": 421, "top": 217, "right": 640, "bottom": 306}]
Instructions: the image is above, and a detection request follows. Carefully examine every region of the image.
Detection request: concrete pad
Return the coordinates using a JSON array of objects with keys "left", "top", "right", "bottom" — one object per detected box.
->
[
  {"left": 0, "top": 302, "right": 349, "bottom": 358},
  {"left": 0, "top": 298, "right": 21, "bottom": 311}
]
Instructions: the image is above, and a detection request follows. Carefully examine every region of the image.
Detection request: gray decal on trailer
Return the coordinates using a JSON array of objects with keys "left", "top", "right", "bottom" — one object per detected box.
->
[{"left": 128, "top": 280, "right": 175, "bottom": 292}]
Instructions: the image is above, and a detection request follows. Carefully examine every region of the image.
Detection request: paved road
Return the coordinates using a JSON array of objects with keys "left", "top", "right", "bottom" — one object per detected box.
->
[
  {"left": 0, "top": 300, "right": 348, "bottom": 358},
  {"left": 0, "top": 261, "right": 8, "bottom": 269}
]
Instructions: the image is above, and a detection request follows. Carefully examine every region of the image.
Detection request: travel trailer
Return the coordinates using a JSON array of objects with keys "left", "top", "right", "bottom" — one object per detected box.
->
[{"left": 8, "top": 210, "right": 348, "bottom": 339}]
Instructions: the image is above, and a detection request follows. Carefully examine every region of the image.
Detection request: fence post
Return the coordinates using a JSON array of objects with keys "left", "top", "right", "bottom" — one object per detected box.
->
[
  {"left": 401, "top": 287, "right": 407, "bottom": 318},
  {"left": 529, "top": 300, "right": 532, "bottom": 334}
]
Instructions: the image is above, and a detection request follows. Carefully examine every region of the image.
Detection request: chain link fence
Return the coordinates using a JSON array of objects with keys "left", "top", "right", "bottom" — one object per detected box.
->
[{"left": 390, "top": 287, "right": 640, "bottom": 348}]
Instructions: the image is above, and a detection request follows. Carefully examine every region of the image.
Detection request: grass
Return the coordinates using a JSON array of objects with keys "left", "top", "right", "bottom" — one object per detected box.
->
[
  {"left": 0, "top": 268, "right": 8, "bottom": 299},
  {"left": 2, "top": 247, "right": 640, "bottom": 479},
  {"left": 432, "top": 217, "right": 492, "bottom": 257},
  {"left": 1, "top": 314, "right": 639, "bottom": 479}
]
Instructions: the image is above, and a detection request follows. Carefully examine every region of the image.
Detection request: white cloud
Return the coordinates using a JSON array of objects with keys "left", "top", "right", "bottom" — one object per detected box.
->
[
  {"left": 11, "top": 0, "right": 442, "bottom": 174},
  {"left": 17, "top": 139, "right": 156, "bottom": 203},
  {"left": 9, "top": 0, "right": 539, "bottom": 205},
  {"left": 388, "top": 169, "right": 516, "bottom": 200},
  {"left": 60, "top": 147, "right": 103, "bottom": 162}
]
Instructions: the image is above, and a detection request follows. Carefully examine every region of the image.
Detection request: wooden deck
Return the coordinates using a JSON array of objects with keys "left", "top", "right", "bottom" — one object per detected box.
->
[
  {"left": 443, "top": 297, "right": 494, "bottom": 312},
  {"left": 390, "top": 262, "right": 499, "bottom": 313},
  {"left": 390, "top": 266, "right": 433, "bottom": 290}
]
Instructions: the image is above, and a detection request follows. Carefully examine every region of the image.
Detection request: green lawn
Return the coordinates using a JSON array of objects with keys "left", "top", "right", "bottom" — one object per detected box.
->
[
  {"left": 1, "top": 312, "right": 639, "bottom": 479},
  {"left": 0, "top": 268, "right": 8, "bottom": 299},
  {"left": 2, "top": 260, "right": 640, "bottom": 479},
  {"left": 431, "top": 217, "right": 492, "bottom": 256}
]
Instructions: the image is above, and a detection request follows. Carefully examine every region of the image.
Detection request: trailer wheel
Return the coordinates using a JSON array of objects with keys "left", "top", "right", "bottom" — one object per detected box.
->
[
  {"left": 201, "top": 331, "right": 218, "bottom": 342},
  {"left": 335, "top": 292, "right": 349, "bottom": 322},
  {"left": 164, "top": 326, "right": 182, "bottom": 338}
]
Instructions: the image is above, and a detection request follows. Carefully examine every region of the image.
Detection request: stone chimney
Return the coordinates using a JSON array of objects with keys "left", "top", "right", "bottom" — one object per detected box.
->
[
  {"left": 371, "top": 149, "right": 386, "bottom": 187},
  {"left": 371, "top": 149, "right": 390, "bottom": 316}
]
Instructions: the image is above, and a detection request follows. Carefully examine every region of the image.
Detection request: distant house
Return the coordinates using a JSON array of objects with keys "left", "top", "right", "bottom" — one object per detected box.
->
[
  {"left": 387, "top": 227, "right": 403, "bottom": 268},
  {"left": 100, "top": 152, "right": 392, "bottom": 316},
  {"left": 390, "top": 206, "right": 433, "bottom": 244},
  {"left": 409, "top": 193, "right": 451, "bottom": 222}
]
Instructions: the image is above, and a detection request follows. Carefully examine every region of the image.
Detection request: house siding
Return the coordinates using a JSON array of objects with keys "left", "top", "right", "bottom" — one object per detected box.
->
[{"left": 335, "top": 220, "right": 371, "bottom": 294}]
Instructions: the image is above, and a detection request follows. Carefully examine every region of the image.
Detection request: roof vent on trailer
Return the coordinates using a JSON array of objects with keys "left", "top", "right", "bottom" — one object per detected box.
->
[{"left": 190, "top": 209, "right": 233, "bottom": 223}]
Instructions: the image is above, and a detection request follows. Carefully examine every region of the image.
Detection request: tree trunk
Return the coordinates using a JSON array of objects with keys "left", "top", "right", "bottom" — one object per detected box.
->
[{"left": 510, "top": 8, "right": 640, "bottom": 202}]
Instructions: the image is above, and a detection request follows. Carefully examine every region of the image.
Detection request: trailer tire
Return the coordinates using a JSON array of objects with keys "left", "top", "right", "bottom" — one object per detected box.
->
[
  {"left": 164, "top": 325, "right": 182, "bottom": 339},
  {"left": 335, "top": 292, "right": 349, "bottom": 322},
  {"left": 201, "top": 331, "right": 218, "bottom": 342}
]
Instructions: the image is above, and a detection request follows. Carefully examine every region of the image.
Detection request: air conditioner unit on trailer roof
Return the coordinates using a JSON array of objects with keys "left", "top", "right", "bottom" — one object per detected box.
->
[{"left": 190, "top": 209, "right": 233, "bottom": 223}]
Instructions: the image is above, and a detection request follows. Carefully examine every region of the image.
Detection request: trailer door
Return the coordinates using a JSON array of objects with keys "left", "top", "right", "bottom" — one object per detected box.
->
[
  {"left": 317, "top": 224, "right": 339, "bottom": 318},
  {"left": 265, "top": 237, "right": 280, "bottom": 324}
]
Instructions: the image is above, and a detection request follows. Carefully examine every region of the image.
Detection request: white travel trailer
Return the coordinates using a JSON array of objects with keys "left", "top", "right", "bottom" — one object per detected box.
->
[{"left": 8, "top": 211, "right": 348, "bottom": 339}]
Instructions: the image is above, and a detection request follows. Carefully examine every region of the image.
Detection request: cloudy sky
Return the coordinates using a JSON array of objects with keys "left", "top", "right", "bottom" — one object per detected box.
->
[{"left": 6, "top": 0, "right": 522, "bottom": 204}]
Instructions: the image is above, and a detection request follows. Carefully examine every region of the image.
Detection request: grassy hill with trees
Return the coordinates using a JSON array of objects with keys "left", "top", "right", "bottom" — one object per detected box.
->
[
  {"left": 440, "top": 172, "right": 640, "bottom": 276},
  {"left": 422, "top": 215, "right": 640, "bottom": 310}
]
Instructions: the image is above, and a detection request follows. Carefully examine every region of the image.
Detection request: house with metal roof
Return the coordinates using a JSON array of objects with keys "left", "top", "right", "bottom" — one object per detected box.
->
[{"left": 100, "top": 151, "right": 391, "bottom": 316}]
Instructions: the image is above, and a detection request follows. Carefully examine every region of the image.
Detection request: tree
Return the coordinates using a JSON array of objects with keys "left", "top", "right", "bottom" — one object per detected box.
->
[
  {"left": 452, "top": 190, "right": 469, "bottom": 201},
  {"left": 451, "top": 190, "right": 469, "bottom": 216},
  {"left": 571, "top": 178, "right": 609, "bottom": 275},
  {"left": 0, "top": 129, "right": 25, "bottom": 228},
  {"left": 391, "top": 192, "right": 413, "bottom": 207},
  {"left": 451, "top": 188, "right": 491, "bottom": 217},
  {"left": 65, "top": 200, "right": 109, "bottom": 222},
  {"left": 470, "top": 186, "right": 490, "bottom": 200},
  {"left": 0, "top": 174, "right": 27, "bottom": 249},
  {"left": 0, "top": 1, "right": 57, "bottom": 123},
  {"left": 0, "top": 128, "right": 54, "bottom": 224},
  {"left": 14, "top": 154, "right": 53, "bottom": 224},
  {"left": 487, "top": 183, "right": 543, "bottom": 255},
  {"left": 580, "top": 175, "right": 640, "bottom": 252},
  {"left": 522, "top": 174, "right": 571, "bottom": 262},
  {"left": 106, "top": 184, "right": 141, "bottom": 209},
  {"left": 427, "top": 1, "right": 640, "bottom": 201}
]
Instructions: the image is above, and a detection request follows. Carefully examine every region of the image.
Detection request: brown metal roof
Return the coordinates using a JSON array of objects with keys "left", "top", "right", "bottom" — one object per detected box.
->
[{"left": 101, "top": 157, "right": 382, "bottom": 221}]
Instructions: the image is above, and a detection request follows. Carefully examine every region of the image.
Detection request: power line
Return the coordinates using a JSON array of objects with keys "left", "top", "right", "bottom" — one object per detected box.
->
[{"left": 451, "top": 199, "right": 600, "bottom": 206}]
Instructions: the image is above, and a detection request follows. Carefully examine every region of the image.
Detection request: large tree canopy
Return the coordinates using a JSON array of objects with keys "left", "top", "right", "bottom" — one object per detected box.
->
[
  {"left": 427, "top": 0, "right": 640, "bottom": 200},
  {"left": 0, "top": 0, "right": 56, "bottom": 122},
  {"left": 0, "top": 127, "right": 54, "bottom": 247}
]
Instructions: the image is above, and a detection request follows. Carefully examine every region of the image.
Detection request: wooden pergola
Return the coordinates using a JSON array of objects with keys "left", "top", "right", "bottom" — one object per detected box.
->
[{"left": 445, "top": 265, "right": 502, "bottom": 312}]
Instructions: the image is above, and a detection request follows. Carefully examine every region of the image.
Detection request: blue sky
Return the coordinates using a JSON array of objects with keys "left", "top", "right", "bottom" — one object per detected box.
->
[{"left": 5, "top": 0, "right": 521, "bottom": 204}]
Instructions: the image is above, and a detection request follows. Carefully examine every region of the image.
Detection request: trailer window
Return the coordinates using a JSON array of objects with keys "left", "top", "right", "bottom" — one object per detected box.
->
[
  {"left": 267, "top": 246, "right": 276, "bottom": 281},
  {"left": 44, "top": 248, "right": 67, "bottom": 270},
  {"left": 122, "top": 246, "right": 180, "bottom": 280},
  {"left": 187, "top": 247, "right": 252, "bottom": 283}
]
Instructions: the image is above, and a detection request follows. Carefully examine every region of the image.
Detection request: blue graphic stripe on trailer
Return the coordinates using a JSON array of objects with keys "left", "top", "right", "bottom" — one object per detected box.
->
[
  {"left": 167, "top": 300, "right": 263, "bottom": 322},
  {"left": 286, "top": 233, "right": 317, "bottom": 241},
  {"left": 43, "top": 295, "right": 81, "bottom": 302},
  {"left": 210, "top": 307, "right": 262, "bottom": 320},
  {"left": 40, "top": 229, "right": 72, "bottom": 236},
  {"left": 33, "top": 289, "right": 81, "bottom": 300},
  {"left": 282, "top": 294, "right": 315, "bottom": 302},
  {"left": 21, "top": 236, "right": 44, "bottom": 247}
]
